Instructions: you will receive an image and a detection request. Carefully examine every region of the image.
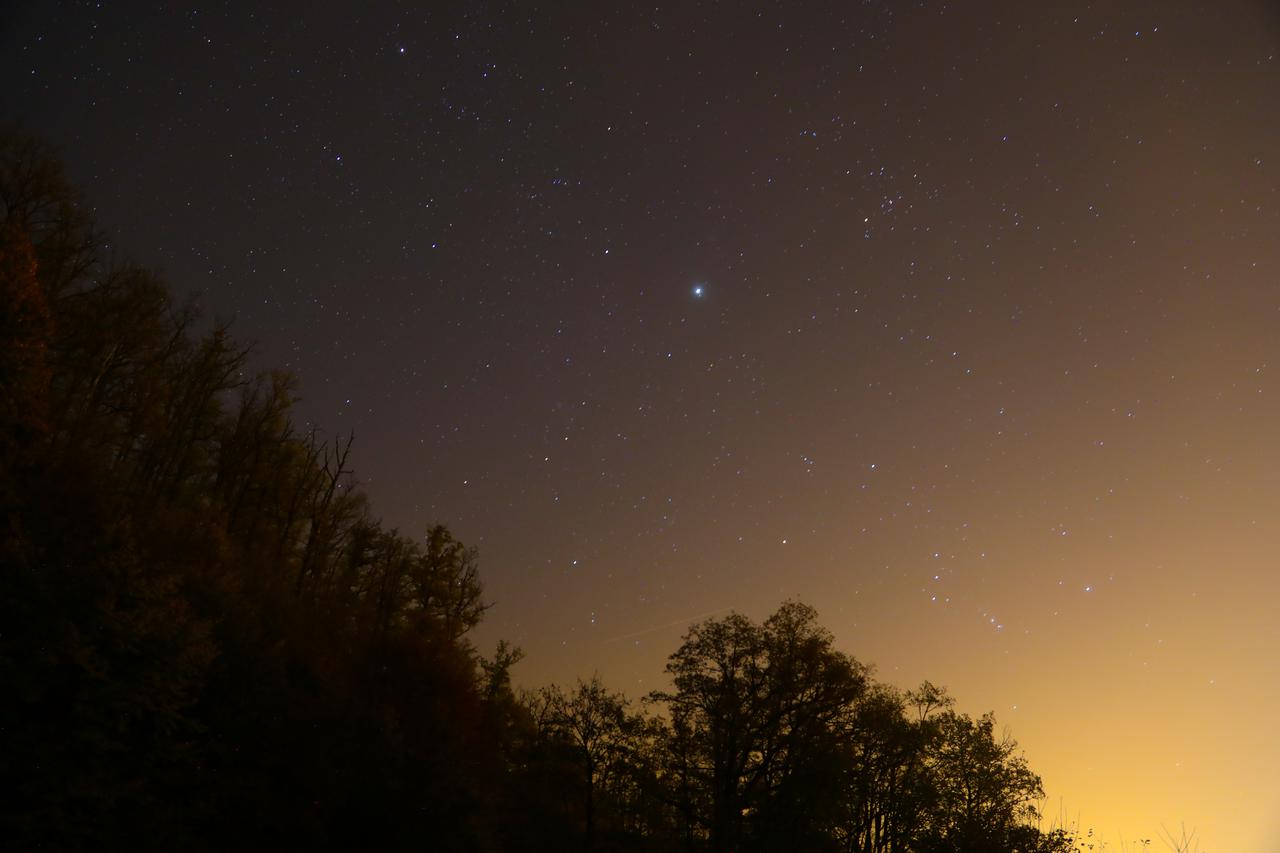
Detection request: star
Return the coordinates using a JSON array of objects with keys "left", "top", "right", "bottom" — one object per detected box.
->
[{"left": 692, "top": 284, "right": 705, "bottom": 298}]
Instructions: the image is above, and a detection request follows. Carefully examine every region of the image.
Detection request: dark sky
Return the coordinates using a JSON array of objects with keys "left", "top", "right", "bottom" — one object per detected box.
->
[{"left": 6, "top": 1, "right": 1280, "bottom": 846}]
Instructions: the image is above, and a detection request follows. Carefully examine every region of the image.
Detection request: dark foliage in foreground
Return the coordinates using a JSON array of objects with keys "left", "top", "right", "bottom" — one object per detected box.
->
[{"left": 0, "top": 133, "right": 1073, "bottom": 852}]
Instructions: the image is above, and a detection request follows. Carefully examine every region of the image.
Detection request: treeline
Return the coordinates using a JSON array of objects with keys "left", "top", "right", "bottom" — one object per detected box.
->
[{"left": 0, "top": 133, "right": 1072, "bottom": 852}]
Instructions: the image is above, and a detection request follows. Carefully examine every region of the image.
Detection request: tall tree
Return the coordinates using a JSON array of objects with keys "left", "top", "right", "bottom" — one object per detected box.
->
[
  {"left": 532, "top": 676, "right": 637, "bottom": 850},
  {"left": 920, "top": 711, "right": 1048, "bottom": 853},
  {"left": 651, "top": 601, "right": 868, "bottom": 853},
  {"left": 833, "top": 683, "right": 946, "bottom": 853}
]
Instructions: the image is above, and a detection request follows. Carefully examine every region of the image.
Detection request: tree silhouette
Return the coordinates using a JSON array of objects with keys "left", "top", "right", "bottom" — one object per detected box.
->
[
  {"left": 650, "top": 601, "right": 869, "bottom": 852},
  {"left": 0, "top": 130, "right": 1143, "bottom": 852},
  {"left": 919, "top": 710, "right": 1048, "bottom": 852},
  {"left": 0, "top": 130, "right": 508, "bottom": 850}
]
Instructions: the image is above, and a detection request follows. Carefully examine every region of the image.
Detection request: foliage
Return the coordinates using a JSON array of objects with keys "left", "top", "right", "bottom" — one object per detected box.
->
[
  {"left": 0, "top": 131, "right": 501, "bottom": 851},
  {"left": 1, "top": 131, "right": 1083, "bottom": 851}
]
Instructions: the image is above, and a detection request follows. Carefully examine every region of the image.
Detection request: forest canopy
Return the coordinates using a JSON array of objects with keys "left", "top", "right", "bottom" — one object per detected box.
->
[{"left": 1, "top": 132, "right": 1075, "bottom": 852}]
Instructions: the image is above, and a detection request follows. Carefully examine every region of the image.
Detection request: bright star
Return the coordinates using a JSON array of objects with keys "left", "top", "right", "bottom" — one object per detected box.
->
[{"left": 692, "top": 284, "right": 705, "bottom": 298}]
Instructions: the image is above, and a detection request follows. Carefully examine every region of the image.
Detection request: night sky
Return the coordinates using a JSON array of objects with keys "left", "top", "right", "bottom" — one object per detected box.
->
[{"left": 6, "top": 1, "right": 1280, "bottom": 847}]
